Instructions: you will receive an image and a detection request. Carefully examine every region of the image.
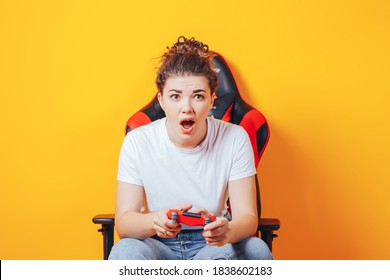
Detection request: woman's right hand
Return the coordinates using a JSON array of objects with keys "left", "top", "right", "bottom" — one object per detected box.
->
[{"left": 152, "top": 204, "right": 192, "bottom": 238}]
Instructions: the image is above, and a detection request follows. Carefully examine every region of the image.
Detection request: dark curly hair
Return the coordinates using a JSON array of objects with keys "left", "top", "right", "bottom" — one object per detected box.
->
[{"left": 155, "top": 36, "right": 218, "bottom": 94}]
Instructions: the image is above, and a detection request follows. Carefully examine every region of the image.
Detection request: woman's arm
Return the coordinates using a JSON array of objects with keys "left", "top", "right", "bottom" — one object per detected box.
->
[
  {"left": 203, "top": 175, "right": 258, "bottom": 246},
  {"left": 115, "top": 180, "right": 189, "bottom": 239},
  {"left": 226, "top": 175, "right": 258, "bottom": 242},
  {"left": 115, "top": 180, "right": 157, "bottom": 239}
]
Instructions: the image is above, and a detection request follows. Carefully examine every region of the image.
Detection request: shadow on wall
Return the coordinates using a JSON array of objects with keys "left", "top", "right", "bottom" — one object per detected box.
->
[{"left": 262, "top": 121, "right": 360, "bottom": 259}]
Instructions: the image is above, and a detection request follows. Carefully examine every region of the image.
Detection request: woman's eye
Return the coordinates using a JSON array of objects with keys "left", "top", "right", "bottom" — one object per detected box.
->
[
  {"left": 170, "top": 94, "right": 180, "bottom": 100},
  {"left": 194, "top": 94, "right": 204, "bottom": 100}
]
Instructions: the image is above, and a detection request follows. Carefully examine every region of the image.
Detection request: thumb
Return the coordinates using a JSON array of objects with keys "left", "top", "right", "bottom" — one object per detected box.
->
[{"left": 174, "top": 204, "right": 192, "bottom": 211}]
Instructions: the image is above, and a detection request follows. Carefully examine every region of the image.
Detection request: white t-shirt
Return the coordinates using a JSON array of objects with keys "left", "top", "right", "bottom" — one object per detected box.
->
[{"left": 117, "top": 117, "right": 256, "bottom": 219}]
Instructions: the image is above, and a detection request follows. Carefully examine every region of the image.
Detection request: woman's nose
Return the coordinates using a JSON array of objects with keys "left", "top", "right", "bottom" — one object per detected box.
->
[{"left": 180, "top": 98, "right": 193, "bottom": 113}]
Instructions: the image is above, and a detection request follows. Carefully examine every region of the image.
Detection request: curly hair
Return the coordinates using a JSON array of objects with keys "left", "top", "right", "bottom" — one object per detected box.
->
[{"left": 155, "top": 36, "right": 218, "bottom": 94}]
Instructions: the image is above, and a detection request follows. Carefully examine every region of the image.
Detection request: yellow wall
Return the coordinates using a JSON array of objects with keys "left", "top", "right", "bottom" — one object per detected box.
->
[{"left": 1, "top": 0, "right": 389, "bottom": 259}]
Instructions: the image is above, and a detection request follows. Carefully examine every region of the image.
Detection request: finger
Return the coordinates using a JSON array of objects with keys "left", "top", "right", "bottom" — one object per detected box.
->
[
  {"left": 153, "top": 217, "right": 173, "bottom": 233},
  {"left": 163, "top": 218, "right": 182, "bottom": 230},
  {"left": 155, "top": 215, "right": 182, "bottom": 235},
  {"left": 173, "top": 204, "right": 193, "bottom": 211},
  {"left": 206, "top": 240, "right": 227, "bottom": 247},
  {"left": 195, "top": 208, "right": 209, "bottom": 215},
  {"left": 207, "top": 242, "right": 226, "bottom": 247},
  {"left": 204, "top": 218, "right": 228, "bottom": 231},
  {"left": 203, "top": 228, "right": 227, "bottom": 240},
  {"left": 154, "top": 224, "right": 175, "bottom": 237},
  {"left": 160, "top": 210, "right": 180, "bottom": 228},
  {"left": 203, "top": 229, "right": 221, "bottom": 238},
  {"left": 205, "top": 236, "right": 225, "bottom": 244},
  {"left": 204, "top": 232, "right": 227, "bottom": 244}
]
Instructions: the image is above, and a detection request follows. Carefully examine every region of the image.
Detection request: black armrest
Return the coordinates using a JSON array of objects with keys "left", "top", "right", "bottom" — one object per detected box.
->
[
  {"left": 258, "top": 218, "right": 280, "bottom": 252},
  {"left": 93, "top": 214, "right": 115, "bottom": 260},
  {"left": 259, "top": 218, "right": 280, "bottom": 231},
  {"left": 93, "top": 214, "right": 115, "bottom": 225}
]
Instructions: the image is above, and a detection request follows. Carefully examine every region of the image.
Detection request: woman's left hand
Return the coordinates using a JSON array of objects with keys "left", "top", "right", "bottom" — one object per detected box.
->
[{"left": 202, "top": 217, "right": 231, "bottom": 247}]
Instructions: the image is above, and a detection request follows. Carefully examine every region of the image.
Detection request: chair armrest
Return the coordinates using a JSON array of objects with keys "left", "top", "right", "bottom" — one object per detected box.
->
[
  {"left": 258, "top": 218, "right": 280, "bottom": 252},
  {"left": 259, "top": 218, "right": 280, "bottom": 231},
  {"left": 92, "top": 214, "right": 115, "bottom": 225},
  {"left": 92, "top": 214, "right": 115, "bottom": 260}
]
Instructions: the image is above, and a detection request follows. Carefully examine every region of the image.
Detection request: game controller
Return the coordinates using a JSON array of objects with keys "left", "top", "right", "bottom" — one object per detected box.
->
[{"left": 167, "top": 209, "right": 216, "bottom": 227}]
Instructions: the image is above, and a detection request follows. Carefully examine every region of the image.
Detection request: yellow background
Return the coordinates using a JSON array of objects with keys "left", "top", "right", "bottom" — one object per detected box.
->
[{"left": 1, "top": 0, "right": 389, "bottom": 259}]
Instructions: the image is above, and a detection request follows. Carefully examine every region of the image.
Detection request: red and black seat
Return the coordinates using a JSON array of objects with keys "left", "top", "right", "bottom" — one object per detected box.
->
[{"left": 93, "top": 52, "right": 280, "bottom": 260}]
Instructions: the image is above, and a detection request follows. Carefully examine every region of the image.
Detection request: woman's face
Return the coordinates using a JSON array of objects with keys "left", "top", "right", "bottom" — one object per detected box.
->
[{"left": 158, "top": 75, "right": 216, "bottom": 149}]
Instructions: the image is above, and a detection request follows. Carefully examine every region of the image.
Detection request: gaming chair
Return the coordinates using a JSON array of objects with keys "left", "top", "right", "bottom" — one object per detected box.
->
[{"left": 93, "top": 52, "right": 280, "bottom": 260}]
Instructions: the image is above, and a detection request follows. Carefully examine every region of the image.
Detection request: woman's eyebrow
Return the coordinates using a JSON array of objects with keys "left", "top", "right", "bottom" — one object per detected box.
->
[
  {"left": 168, "top": 89, "right": 182, "bottom": 93},
  {"left": 193, "top": 89, "right": 207, "bottom": 93},
  {"left": 167, "top": 89, "right": 207, "bottom": 93}
]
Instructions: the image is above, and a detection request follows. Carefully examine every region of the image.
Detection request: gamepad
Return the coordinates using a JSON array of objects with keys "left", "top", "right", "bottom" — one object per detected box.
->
[{"left": 167, "top": 209, "right": 216, "bottom": 227}]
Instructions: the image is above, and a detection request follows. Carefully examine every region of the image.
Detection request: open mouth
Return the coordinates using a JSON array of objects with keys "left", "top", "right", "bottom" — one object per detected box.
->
[{"left": 180, "top": 120, "right": 195, "bottom": 129}]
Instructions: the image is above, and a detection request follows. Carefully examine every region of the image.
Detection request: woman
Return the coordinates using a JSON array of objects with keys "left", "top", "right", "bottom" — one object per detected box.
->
[{"left": 109, "top": 36, "right": 273, "bottom": 260}]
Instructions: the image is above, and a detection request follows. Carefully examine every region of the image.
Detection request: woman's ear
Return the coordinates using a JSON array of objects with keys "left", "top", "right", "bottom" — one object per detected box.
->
[
  {"left": 157, "top": 92, "right": 164, "bottom": 111},
  {"left": 211, "top": 92, "right": 217, "bottom": 104}
]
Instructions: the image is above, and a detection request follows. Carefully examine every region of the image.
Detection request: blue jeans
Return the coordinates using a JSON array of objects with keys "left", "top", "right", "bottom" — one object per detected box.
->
[{"left": 108, "top": 230, "right": 273, "bottom": 260}]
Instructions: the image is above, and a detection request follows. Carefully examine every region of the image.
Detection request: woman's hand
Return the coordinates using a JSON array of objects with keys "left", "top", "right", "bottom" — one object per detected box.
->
[
  {"left": 152, "top": 204, "right": 192, "bottom": 238},
  {"left": 202, "top": 216, "right": 231, "bottom": 246}
]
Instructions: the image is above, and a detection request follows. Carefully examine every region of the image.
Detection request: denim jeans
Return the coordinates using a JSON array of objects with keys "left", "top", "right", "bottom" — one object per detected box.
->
[{"left": 108, "top": 230, "right": 273, "bottom": 260}]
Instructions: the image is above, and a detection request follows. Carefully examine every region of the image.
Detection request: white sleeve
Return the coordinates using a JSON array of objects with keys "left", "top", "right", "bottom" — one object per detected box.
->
[
  {"left": 117, "top": 134, "right": 143, "bottom": 186},
  {"left": 228, "top": 127, "right": 257, "bottom": 181}
]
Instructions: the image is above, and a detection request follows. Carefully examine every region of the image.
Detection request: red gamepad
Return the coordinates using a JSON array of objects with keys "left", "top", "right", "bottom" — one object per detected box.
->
[{"left": 167, "top": 209, "right": 216, "bottom": 227}]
